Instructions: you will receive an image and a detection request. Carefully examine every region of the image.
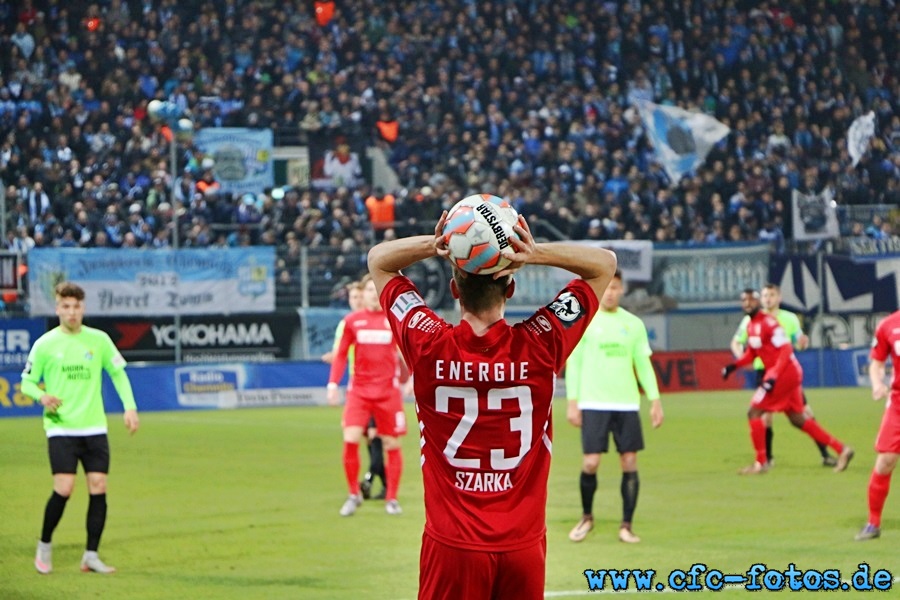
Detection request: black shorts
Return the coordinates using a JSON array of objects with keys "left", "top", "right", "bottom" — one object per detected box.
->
[
  {"left": 48, "top": 435, "right": 110, "bottom": 475},
  {"left": 581, "top": 410, "right": 644, "bottom": 455}
]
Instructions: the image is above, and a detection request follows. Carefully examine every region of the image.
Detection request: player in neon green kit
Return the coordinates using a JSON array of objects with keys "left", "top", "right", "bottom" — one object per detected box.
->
[
  {"left": 730, "top": 283, "right": 834, "bottom": 467},
  {"left": 566, "top": 271, "right": 664, "bottom": 544},
  {"left": 22, "top": 282, "right": 139, "bottom": 575}
]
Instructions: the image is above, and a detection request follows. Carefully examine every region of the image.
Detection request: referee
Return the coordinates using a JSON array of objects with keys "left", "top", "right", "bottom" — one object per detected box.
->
[{"left": 565, "top": 271, "right": 664, "bottom": 544}]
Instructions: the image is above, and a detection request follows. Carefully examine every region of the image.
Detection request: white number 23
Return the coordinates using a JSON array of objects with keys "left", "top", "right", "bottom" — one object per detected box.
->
[{"left": 435, "top": 385, "right": 533, "bottom": 470}]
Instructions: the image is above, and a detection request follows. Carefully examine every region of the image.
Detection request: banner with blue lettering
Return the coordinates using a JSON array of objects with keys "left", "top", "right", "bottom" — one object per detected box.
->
[
  {"left": 27, "top": 247, "right": 275, "bottom": 317},
  {"left": 193, "top": 128, "right": 274, "bottom": 195},
  {"left": 0, "top": 318, "right": 46, "bottom": 367},
  {"left": 0, "top": 361, "right": 338, "bottom": 418},
  {"left": 648, "top": 243, "right": 770, "bottom": 310}
]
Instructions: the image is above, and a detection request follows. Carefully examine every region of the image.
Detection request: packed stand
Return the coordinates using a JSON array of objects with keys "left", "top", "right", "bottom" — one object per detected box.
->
[{"left": 1, "top": 0, "right": 898, "bottom": 300}]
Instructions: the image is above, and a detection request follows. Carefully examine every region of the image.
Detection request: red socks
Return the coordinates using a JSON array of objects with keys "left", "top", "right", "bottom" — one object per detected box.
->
[
  {"left": 343, "top": 442, "right": 360, "bottom": 495},
  {"left": 385, "top": 448, "right": 403, "bottom": 501},
  {"left": 868, "top": 471, "right": 892, "bottom": 528},
  {"left": 800, "top": 419, "right": 843, "bottom": 454},
  {"left": 749, "top": 418, "right": 768, "bottom": 465}
]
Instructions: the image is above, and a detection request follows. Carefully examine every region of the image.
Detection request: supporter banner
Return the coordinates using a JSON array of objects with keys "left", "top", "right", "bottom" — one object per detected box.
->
[
  {"left": 791, "top": 188, "right": 839, "bottom": 241},
  {"left": 847, "top": 111, "right": 876, "bottom": 167},
  {"left": 848, "top": 236, "right": 900, "bottom": 261},
  {"left": 86, "top": 313, "right": 298, "bottom": 363},
  {"left": 0, "top": 318, "right": 46, "bottom": 368},
  {"left": 647, "top": 243, "right": 769, "bottom": 310},
  {"left": 635, "top": 100, "right": 730, "bottom": 184},
  {"left": 27, "top": 247, "right": 275, "bottom": 317},
  {"left": 580, "top": 240, "right": 653, "bottom": 282},
  {"left": 308, "top": 134, "right": 366, "bottom": 190},
  {"left": 0, "top": 361, "right": 336, "bottom": 418},
  {"left": 770, "top": 254, "right": 900, "bottom": 316},
  {"left": 193, "top": 128, "right": 274, "bottom": 195},
  {"left": 1, "top": 251, "right": 23, "bottom": 292},
  {"left": 507, "top": 241, "right": 653, "bottom": 309}
]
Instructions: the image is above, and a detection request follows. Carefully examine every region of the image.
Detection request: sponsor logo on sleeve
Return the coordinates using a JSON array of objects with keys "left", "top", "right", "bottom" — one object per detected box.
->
[
  {"left": 547, "top": 291, "right": 583, "bottom": 327},
  {"left": 408, "top": 312, "right": 426, "bottom": 329},
  {"left": 391, "top": 291, "right": 425, "bottom": 322},
  {"left": 22, "top": 360, "right": 32, "bottom": 375}
]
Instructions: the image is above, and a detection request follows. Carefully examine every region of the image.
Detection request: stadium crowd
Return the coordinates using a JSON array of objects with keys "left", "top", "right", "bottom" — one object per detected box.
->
[{"left": 1, "top": 0, "right": 898, "bottom": 300}]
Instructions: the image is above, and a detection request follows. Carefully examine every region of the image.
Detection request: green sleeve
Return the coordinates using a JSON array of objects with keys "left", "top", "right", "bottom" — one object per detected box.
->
[
  {"left": 101, "top": 330, "right": 136, "bottom": 410},
  {"left": 332, "top": 320, "right": 346, "bottom": 352},
  {"left": 633, "top": 324, "right": 660, "bottom": 401},
  {"left": 110, "top": 369, "right": 137, "bottom": 411},
  {"left": 564, "top": 335, "right": 584, "bottom": 399},
  {"left": 732, "top": 315, "right": 750, "bottom": 344},
  {"left": 20, "top": 339, "right": 47, "bottom": 403},
  {"left": 777, "top": 310, "right": 803, "bottom": 347}
]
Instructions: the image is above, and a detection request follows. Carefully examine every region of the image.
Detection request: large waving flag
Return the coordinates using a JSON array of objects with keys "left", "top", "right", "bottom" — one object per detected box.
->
[
  {"left": 636, "top": 101, "right": 730, "bottom": 184},
  {"left": 847, "top": 111, "right": 876, "bottom": 167}
]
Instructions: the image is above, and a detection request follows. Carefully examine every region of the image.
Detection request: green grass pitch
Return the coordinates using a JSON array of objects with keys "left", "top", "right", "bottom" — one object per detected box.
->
[{"left": 1, "top": 388, "right": 896, "bottom": 599}]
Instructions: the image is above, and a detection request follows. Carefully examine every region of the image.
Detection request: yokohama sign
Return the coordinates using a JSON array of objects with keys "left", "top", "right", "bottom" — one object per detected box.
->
[{"left": 88, "top": 313, "right": 297, "bottom": 363}]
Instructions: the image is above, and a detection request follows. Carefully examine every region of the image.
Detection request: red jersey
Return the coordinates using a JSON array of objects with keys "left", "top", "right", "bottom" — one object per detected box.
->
[
  {"left": 870, "top": 310, "right": 900, "bottom": 406},
  {"left": 382, "top": 276, "right": 599, "bottom": 552},
  {"left": 328, "top": 307, "right": 400, "bottom": 398},
  {"left": 734, "top": 310, "right": 802, "bottom": 383}
]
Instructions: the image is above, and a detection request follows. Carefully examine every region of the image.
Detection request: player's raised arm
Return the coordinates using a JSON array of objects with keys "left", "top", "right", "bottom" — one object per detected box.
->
[{"left": 482, "top": 216, "right": 617, "bottom": 299}]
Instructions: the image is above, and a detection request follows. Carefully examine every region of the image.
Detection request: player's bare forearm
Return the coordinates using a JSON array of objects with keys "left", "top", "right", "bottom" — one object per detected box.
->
[
  {"left": 869, "top": 359, "right": 888, "bottom": 400},
  {"left": 368, "top": 235, "right": 436, "bottom": 291}
]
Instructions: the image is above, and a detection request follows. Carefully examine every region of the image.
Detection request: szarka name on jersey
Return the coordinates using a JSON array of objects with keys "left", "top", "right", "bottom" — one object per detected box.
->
[
  {"left": 434, "top": 359, "right": 529, "bottom": 382},
  {"left": 455, "top": 470, "right": 513, "bottom": 492}
]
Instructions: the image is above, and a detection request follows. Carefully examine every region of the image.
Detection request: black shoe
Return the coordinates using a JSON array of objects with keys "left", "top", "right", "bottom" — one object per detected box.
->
[
  {"left": 360, "top": 473, "right": 373, "bottom": 500},
  {"left": 822, "top": 455, "right": 838, "bottom": 467}
]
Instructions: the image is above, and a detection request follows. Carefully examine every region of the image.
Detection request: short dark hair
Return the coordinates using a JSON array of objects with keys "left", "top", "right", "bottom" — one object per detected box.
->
[
  {"left": 452, "top": 268, "right": 511, "bottom": 313},
  {"left": 55, "top": 282, "right": 85, "bottom": 301},
  {"left": 741, "top": 288, "right": 759, "bottom": 298}
]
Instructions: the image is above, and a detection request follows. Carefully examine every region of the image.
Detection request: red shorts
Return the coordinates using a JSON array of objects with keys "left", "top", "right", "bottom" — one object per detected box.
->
[
  {"left": 342, "top": 389, "right": 407, "bottom": 437},
  {"left": 749, "top": 376, "right": 804, "bottom": 414},
  {"left": 418, "top": 533, "right": 546, "bottom": 600},
  {"left": 875, "top": 403, "right": 900, "bottom": 454}
]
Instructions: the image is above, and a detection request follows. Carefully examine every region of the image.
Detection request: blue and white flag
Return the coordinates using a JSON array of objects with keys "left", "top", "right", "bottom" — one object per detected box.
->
[
  {"left": 636, "top": 101, "right": 730, "bottom": 184},
  {"left": 847, "top": 111, "right": 876, "bottom": 167}
]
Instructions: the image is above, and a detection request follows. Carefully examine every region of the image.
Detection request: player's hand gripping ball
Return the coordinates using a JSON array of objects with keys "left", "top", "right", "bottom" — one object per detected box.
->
[{"left": 441, "top": 194, "right": 520, "bottom": 275}]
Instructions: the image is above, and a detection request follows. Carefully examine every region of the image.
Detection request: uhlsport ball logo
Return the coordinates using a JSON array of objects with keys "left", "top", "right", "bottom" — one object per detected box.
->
[{"left": 441, "top": 194, "right": 520, "bottom": 275}]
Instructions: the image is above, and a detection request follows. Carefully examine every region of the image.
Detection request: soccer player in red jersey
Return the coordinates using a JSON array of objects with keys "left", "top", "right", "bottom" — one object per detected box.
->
[
  {"left": 368, "top": 213, "right": 617, "bottom": 600},
  {"left": 722, "top": 289, "right": 854, "bottom": 475},
  {"left": 327, "top": 274, "right": 407, "bottom": 516},
  {"left": 855, "top": 309, "right": 900, "bottom": 541}
]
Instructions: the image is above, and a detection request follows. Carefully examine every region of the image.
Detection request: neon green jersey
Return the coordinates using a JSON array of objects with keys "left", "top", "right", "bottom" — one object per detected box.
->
[
  {"left": 565, "top": 307, "right": 660, "bottom": 411},
  {"left": 733, "top": 309, "right": 804, "bottom": 369},
  {"left": 21, "top": 326, "right": 135, "bottom": 436}
]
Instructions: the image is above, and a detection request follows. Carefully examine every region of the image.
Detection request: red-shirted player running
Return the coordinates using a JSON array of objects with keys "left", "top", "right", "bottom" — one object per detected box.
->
[
  {"left": 855, "top": 309, "right": 900, "bottom": 541},
  {"left": 723, "top": 289, "right": 854, "bottom": 475},
  {"left": 328, "top": 274, "right": 407, "bottom": 516},
  {"left": 368, "top": 213, "right": 617, "bottom": 600}
]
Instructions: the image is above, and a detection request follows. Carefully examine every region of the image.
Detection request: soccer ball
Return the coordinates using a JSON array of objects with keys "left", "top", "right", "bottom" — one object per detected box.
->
[{"left": 442, "top": 194, "right": 520, "bottom": 275}]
